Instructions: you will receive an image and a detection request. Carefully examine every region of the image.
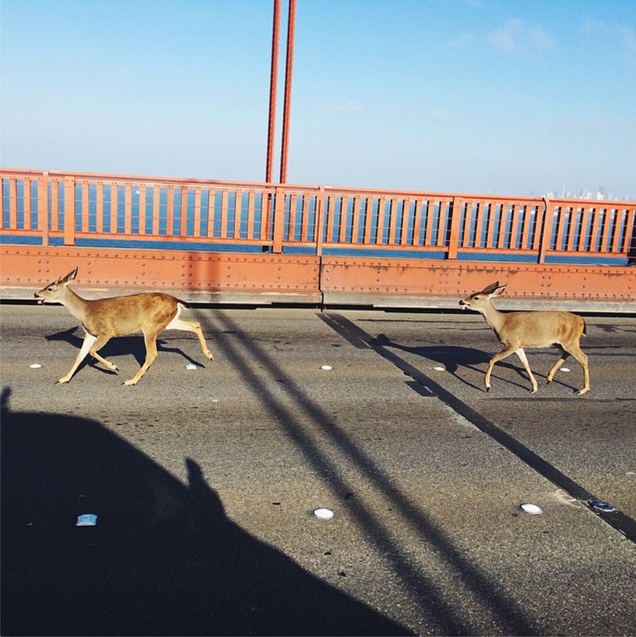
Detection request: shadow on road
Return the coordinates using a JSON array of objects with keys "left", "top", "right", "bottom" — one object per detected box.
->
[
  {"left": 198, "top": 312, "right": 537, "bottom": 636},
  {"left": 370, "top": 333, "right": 534, "bottom": 391},
  {"left": 45, "top": 327, "right": 205, "bottom": 377},
  {"left": 370, "top": 332, "right": 591, "bottom": 395},
  {"left": 1, "top": 388, "right": 410, "bottom": 637}
]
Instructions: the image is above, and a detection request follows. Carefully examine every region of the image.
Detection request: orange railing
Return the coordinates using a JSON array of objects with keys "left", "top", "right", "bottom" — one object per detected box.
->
[{"left": 2, "top": 168, "right": 634, "bottom": 264}]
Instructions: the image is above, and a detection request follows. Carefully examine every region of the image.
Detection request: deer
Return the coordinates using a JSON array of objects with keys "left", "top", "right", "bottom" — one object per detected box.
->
[
  {"left": 458, "top": 281, "right": 590, "bottom": 395},
  {"left": 34, "top": 268, "right": 214, "bottom": 386}
]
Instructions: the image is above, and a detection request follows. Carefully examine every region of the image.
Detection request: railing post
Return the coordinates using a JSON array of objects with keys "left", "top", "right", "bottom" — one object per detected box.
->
[
  {"left": 63, "top": 176, "right": 76, "bottom": 245},
  {"left": 8, "top": 177, "right": 18, "bottom": 230},
  {"left": 272, "top": 186, "right": 287, "bottom": 253},
  {"left": 628, "top": 207, "right": 636, "bottom": 264},
  {"left": 39, "top": 173, "right": 49, "bottom": 246},
  {"left": 447, "top": 196, "right": 463, "bottom": 259},
  {"left": 180, "top": 186, "right": 189, "bottom": 236},
  {"left": 167, "top": 185, "right": 175, "bottom": 236},
  {"left": 538, "top": 196, "right": 553, "bottom": 264},
  {"left": 125, "top": 184, "right": 133, "bottom": 235},
  {"left": 315, "top": 186, "right": 325, "bottom": 257},
  {"left": 261, "top": 190, "right": 273, "bottom": 245}
]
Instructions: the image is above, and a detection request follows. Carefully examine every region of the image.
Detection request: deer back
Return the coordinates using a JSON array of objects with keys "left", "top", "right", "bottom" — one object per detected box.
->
[
  {"left": 498, "top": 310, "right": 585, "bottom": 348},
  {"left": 82, "top": 293, "right": 180, "bottom": 337}
]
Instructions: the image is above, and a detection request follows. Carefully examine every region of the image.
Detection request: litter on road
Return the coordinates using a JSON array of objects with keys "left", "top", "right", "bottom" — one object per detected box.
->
[
  {"left": 76, "top": 514, "right": 98, "bottom": 526},
  {"left": 520, "top": 503, "right": 543, "bottom": 515},
  {"left": 313, "top": 507, "right": 334, "bottom": 519},
  {"left": 590, "top": 500, "right": 616, "bottom": 512}
]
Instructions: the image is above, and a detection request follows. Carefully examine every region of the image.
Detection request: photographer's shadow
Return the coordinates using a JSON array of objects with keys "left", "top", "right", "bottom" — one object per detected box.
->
[{"left": 1, "top": 388, "right": 409, "bottom": 636}]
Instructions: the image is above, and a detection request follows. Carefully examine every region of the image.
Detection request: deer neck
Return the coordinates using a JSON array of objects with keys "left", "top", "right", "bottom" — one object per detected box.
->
[
  {"left": 60, "top": 287, "right": 91, "bottom": 322},
  {"left": 480, "top": 301, "right": 506, "bottom": 334}
]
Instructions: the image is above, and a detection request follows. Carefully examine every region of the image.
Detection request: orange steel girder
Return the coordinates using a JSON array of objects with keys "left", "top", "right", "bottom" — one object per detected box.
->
[
  {"left": 1, "top": 246, "right": 634, "bottom": 311},
  {"left": 320, "top": 257, "right": 634, "bottom": 308},
  {"left": 0, "top": 246, "right": 322, "bottom": 304}
]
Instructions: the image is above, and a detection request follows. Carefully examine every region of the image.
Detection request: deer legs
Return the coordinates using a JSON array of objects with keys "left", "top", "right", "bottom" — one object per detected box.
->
[
  {"left": 485, "top": 345, "right": 539, "bottom": 393},
  {"left": 547, "top": 347, "right": 590, "bottom": 395},
  {"left": 546, "top": 351, "right": 570, "bottom": 385},
  {"left": 58, "top": 332, "right": 97, "bottom": 384},
  {"left": 58, "top": 331, "right": 118, "bottom": 384},
  {"left": 123, "top": 320, "right": 214, "bottom": 387},
  {"left": 123, "top": 331, "right": 159, "bottom": 386},
  {"left": 165, "top": 316, "right": 214, "bottom": 362},
  {"left": 58, "top": 322, "right": 214, "bottom": 386},
  {"left": 486, "top": 345, "right": 590, "bottom": 395}
]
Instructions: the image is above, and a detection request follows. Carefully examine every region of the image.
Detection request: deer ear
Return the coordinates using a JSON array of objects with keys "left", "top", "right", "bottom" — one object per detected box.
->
[
  {"left": 481, "top": 281, "right": 500, "bottom": 295},
  {"left": 491, "top": 283, "right": 507, "bottom": 297},
  {"left": 58, "top": 268, "right": 78, "bottom": 286}
]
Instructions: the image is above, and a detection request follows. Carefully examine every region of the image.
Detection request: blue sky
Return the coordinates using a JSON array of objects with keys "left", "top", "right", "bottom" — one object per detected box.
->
[{"left": 1, "top": 0, "right": 635, "bottom": 198}]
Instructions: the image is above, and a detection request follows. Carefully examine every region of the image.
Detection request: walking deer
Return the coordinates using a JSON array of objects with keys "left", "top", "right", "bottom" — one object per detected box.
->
[
  {"left": 35, "top": 268, "right": 214, "bottom": 385},
  {"left": 459, "top": 282, "right": 590, "bottom": 395}
]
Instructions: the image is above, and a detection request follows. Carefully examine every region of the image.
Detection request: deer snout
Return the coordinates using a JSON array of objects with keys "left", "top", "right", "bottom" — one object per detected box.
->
[{"left": 458, "top": 300, "right": 468, "bottom": 310}]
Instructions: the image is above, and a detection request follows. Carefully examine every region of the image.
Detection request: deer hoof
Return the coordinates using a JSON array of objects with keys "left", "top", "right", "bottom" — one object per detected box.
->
[{"left": 123, "top": 379, "right": 139, "bottom": 387}]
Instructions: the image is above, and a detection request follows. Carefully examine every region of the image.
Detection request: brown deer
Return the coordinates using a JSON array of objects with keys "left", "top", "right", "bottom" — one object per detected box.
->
[
  {"left": 35, "top": 268, "right": 214, "bottom": 385},
  {"left": 459, "top": 281, "right": 590, "bottom": 395}
]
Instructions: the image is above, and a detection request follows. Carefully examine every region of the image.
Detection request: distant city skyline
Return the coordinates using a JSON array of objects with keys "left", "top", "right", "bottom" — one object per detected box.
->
[{"left": 542, "top": 186, "right": 635, "bottom": 202}]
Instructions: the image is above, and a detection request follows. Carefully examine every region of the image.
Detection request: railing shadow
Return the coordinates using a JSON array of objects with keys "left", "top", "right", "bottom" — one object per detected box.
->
[
  {"left": 0, "top": 387, "right": 410, "bottom": 637},
  {"left": 195, "top": 311, "right": 537, "bottom": 636}
]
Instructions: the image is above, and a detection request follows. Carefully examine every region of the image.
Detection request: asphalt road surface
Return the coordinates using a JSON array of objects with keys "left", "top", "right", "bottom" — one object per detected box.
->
[{"left": 1, "top": 302, "right": 635, "bottom": 636}]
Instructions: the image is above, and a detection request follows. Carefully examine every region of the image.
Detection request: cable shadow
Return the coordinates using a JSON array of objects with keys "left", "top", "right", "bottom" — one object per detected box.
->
[
  {"left": 195, "top": 311, "right": 536, "bottom": 636},
  {"left": 0, "top": 387, "right": 410, "bottom": 637}
]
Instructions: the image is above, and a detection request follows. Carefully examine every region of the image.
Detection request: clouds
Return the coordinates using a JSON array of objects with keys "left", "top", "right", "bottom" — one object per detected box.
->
[
  {"left": 619, "top": 26, "right": 636, "bottom": 66},
  {"left": 450, "top": 17, "right": 556, "bottom": 54},
  {"left": 488, "top": 18, "right": 556, "bottom": 52},
  {"left": 582, "top": 18, "right": 636, "bottom": 67}
]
